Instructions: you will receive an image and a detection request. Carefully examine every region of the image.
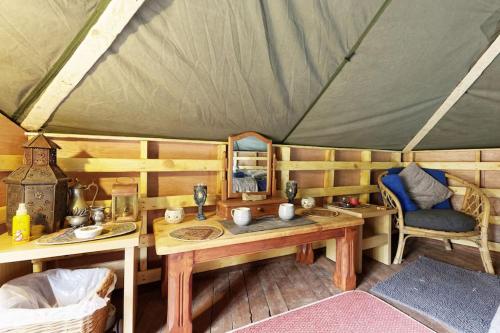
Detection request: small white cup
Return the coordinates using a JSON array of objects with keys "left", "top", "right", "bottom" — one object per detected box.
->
[
  {"left": 165, "top": 207, "right": 185, "bottom": 224},
  {"left": 301, "top": 197, "right": 316, "bottom": 209},
  {"left": 279, "top": 203, "right": 295, "bottom": 220},
  {"left": 231, "top": 207, "right": 252, "bottom": 226}
]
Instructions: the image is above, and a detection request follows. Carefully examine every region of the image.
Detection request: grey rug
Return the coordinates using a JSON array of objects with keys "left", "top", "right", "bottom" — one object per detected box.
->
[
  {"left": 371, "top": 257, "right": 500, "bottom": 333},
  {"left": 220, "top": 216, "right": 315, "bottom": 235}
]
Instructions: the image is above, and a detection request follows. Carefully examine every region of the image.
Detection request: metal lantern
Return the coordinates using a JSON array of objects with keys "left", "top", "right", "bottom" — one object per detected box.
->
[
  {"left": 3, "top": 134, "right": 69, "bottom": 235},
  {"left": 111, "top": 179, "right": 138, "bottom": 222}
]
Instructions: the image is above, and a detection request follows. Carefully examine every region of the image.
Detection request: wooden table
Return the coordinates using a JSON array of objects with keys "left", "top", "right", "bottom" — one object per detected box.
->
[
  {"left": 326, "top": 204, "right": 397, "bottom": 270},
  {"left": 153, "top": 210, "right": 363, "bottom": 333},
  {"left": 0, "top": 223, "right": 141, "bottom": 333}
]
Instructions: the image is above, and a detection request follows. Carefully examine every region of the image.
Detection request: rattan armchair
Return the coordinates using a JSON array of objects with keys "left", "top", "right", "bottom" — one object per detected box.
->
[{"left": 378, "top": 171, "right": 494, "bottom": 274}]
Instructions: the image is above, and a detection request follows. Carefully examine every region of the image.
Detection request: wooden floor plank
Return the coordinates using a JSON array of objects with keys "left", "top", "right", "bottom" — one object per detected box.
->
[
  {"left": 280, "top": 259, "right": 318, "bottom": 304},
  {"left": 131, "top": 238, "right": 500, "bottom": 333},
  {"left": 228, "top": 270, "right": 251, "bottom": 329},
  {"left": 242, "top": 266, "right": 271, "bottom": 322},
  {"left": 210, "top": 272, "right": 233, "bottom": 333},
  {"left": 268, "top": 262, "right": 308, "bottom": 310},
  {"left": 193, "top": 276, "right": 214, "bottom": 333},
  {"left": 293, "top": 261, "right": 333, "bottom": 299},
  {"left": 257, "top": 264, "right": 288, "bottom": 316}
]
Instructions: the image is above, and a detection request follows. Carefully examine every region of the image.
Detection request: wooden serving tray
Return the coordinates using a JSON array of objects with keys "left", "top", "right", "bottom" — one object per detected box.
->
[{"left": 36, "top": 222, "right": 137, "bottom": 245}]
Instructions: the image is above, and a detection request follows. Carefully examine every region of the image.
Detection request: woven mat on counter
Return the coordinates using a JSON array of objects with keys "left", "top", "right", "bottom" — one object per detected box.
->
[{"left": 220, "top": 216, "right": 315, "bottom": 235}]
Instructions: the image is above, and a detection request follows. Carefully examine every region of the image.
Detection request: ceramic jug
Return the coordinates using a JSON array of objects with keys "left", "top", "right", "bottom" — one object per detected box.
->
[{"left": 68, "top": 179, "right": 98, "bottom": 217}]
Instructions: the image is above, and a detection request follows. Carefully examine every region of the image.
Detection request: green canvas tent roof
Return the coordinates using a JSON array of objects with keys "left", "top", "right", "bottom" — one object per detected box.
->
[{"left": 1, "top": 0, "right": 499, "bottom": 151}]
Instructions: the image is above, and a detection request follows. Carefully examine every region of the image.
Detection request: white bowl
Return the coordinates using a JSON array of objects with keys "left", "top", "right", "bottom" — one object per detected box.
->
[{"left": 74, "top": 226, "right": 103, "bottom": 239}]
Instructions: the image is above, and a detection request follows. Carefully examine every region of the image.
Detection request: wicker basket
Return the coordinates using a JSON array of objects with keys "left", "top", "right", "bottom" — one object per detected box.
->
[{"left": 1, "top": 270, "right": 115, "bottom": 333}]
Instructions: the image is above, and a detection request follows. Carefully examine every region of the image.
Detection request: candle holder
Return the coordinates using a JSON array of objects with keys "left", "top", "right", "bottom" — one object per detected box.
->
[
  {"left": 285, "top": 180, "right": 298, "bottom": 204},
  {"left": 194, "top": 184, "right": 208, "bottom": 220}
]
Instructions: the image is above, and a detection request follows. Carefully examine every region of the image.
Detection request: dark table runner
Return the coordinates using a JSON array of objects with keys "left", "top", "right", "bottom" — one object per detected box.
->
[{"left": 220, "top": 216, "right": 316, "bottom": 235}]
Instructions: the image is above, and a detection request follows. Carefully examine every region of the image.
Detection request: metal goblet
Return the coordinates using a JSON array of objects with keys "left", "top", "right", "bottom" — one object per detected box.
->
[
  {"left": 285, "top": 180, "right": 298, "bottom": 204},
  {"left": 194, "top": 184, "right": 208, "bottom": 220}
]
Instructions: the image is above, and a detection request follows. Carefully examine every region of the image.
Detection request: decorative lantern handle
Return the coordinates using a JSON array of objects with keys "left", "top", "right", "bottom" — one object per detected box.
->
[{"left": 87, "top": 182, "right": 99, "bottom": 208}]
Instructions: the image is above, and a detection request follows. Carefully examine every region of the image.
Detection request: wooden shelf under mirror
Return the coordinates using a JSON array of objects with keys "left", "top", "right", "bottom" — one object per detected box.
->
[{"left": 217, "top": 131, "right": 286, "bottom": 219}]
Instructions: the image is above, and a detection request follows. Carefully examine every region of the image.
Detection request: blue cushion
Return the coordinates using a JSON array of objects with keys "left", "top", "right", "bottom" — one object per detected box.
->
[
  {"left": 382, "top": 174, "right": 418, "bottom": 212},
  {"left": 387, "top": 167, "right": 451, "bottom": 209}
]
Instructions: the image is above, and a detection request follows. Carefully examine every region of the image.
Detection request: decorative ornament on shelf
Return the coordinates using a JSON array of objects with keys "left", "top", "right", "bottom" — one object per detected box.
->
[
  {"left": 194, "top": 184, "right": 208, "bottom": 220},
  {"left": 301, "top": 196, "right": 316, "bottom": 209},
  {"left": 285, "top": 180, "right": 298, "bottom": 203},
  {"left": 3, "top": 134, "right": 69, "bottom": 235}
]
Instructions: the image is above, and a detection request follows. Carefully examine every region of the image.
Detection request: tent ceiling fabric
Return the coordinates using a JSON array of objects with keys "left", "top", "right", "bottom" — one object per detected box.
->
[
  {"left": 285, "top": 0, "right": 500, "bottom": 150},
  {"left": 1, "top": 0, "right": 499, "bottom": 150},
  {"left": 416, "top": 56, "right": 500, "bottom": 150},
  {"left": 44, "top": 0, "right": 384, "bottom": 141},
  {"left": 0, "top": 0, "right": 99, "bottom": 118}
]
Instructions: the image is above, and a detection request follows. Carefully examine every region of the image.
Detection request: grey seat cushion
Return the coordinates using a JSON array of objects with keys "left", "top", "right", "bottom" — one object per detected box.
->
[{"left": 404, "top": 209, "right": 476, "bottom": 232}]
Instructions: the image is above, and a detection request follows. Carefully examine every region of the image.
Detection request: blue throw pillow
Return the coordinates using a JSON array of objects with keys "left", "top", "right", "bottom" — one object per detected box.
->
[
  {"left": 387, "top": 167, "right": 451, "bottom": 209},
  {"left": 381, "top": 174, "right": 418, "bottom": 212}
]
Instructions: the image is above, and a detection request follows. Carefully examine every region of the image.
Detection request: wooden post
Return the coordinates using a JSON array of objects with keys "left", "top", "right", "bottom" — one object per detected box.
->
[
  {"left": 166, "top": 252, "right": 194, "bottom": 333},
  {"left": 323, "top": 149, "right": 335, "bottom": 204},
  {"left": 359, "top": 151, "right": 372, "bottom": 204},
  {"left": 216, "top": 144, "right": 227, "bottom": 197},
  {"left": 475, "top": 151, "right": 481, "bottom": 187},
  {"left": 279, "top": 147, "right": 291, "bottom": 197},
  {"left": 139, "top": 140, "right": 148, "bottom": 272},
  {"left": 123, "top": 246, "right": 138, "bottom": 333}
]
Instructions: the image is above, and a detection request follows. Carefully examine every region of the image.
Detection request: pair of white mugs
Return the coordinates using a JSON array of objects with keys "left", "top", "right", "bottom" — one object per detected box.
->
[{"left": 231, "top": 203, "right": 295, "bottom": 226}]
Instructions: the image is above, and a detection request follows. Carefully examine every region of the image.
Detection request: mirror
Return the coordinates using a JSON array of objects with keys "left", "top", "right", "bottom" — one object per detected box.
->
[{"left": 227, "top": 132, "right": 272, "bottom": 199}]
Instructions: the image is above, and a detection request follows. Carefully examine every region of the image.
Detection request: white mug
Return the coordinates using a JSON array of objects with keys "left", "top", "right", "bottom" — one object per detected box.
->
[
  {"left": 279, "top": 203, "right": 295, "bottom": 220},
  {"left": 231, "top": 207, "right": 252, "bottom": 226},
  {"left": 301, "top": 197, "right": 316, "bottom": 209},
  {"left": 165, "top": 207, "right": 185, "bottom": 224}
]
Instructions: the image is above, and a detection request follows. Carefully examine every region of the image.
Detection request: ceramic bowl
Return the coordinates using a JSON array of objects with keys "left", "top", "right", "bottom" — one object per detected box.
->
[
  {"left": 165, "top": 207, "right": 185, "bottom": 224},
  {"left": 66, "top": 215, "right": 88, "bottom": 227},
  {"left": 74, "top": 225, "right": 103, "bottom": 239},
  {"left": 301, "top": 197, "right": 316, "bottom": 209}
]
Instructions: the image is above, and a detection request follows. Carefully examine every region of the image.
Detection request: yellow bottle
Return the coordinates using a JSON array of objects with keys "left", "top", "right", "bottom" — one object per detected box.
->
[{"left": 12, "top": 203, "right": 30, "bottom": 243}]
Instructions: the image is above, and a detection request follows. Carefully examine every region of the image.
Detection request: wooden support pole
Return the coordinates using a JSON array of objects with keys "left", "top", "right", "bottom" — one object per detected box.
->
[
  {"left": 20, "top": 0, "right": 147, "bottom": 130},
  {"left": 323, "top": 149, "right": 336, "bottom": 204},
  {"left": 359, "top": 151, "right": 372, "bottom": 203},
  {"left": 279, "top": 147, "right": 291, "bottom": 197},
  {"left": 216, "top": 144, "right": 227, "bottom": 197},
  {"left": 475, "top": 151, "right": 481, "bottom": 187},
  {"left": 139, "top": 140, "right": 148, "bottom": 272},
  {"left": 403, "top": 34, "right": 500, "bottom": 152}
]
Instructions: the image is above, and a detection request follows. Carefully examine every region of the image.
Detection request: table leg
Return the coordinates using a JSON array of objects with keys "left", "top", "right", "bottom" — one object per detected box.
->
[
  {"left": 333, "top": 226, "right": 358, "bottom": 291},
  {"left": 296, "top": 243, "right": 314, "bottom": 264},
  {"left": 161, "top": 255, "right": 168, "bottom": 299},
  {"left": 166, "top": 252, "right": 194, "bottom": 333},
  {"left": 31, "top": 260, "right": 44, "bottom": 273},
  {"left": 123, "top": 246, "right": 138, "bottom": 333}
]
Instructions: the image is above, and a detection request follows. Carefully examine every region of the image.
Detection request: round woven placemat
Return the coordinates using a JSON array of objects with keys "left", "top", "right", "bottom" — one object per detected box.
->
[
  {"left": 169, "top": 225, "right": 223, "bottom": 241},
  {"left": 329, "top": 202, "right": 370, "bottom": 209},
  {"left": 302, "top": 209, "right": 339, "bottom": 218}
]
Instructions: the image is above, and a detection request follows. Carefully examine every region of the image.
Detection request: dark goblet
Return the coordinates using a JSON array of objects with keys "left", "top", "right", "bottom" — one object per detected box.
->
[
  {"left": 194, "top": 184, "right": 208, "bottom": 220},
  {"left": 285, "top": 180, "right": 298, "bottom": 204}
]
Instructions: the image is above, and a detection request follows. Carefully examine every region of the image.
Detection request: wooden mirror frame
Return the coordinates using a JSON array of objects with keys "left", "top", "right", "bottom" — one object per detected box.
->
[{"left": 227, "top": 131, "right": 272, "bottom": 199}]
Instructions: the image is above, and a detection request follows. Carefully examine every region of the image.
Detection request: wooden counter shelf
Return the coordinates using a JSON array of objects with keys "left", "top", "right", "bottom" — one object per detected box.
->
[
  {"left": 154, "top": 209, "right": 363, "bottom": 333},
  {"left": 0, "top": 221, "right": 142, "bottom": 333},
  {"left": 326, "top": 204, "right": 397, "bottom": 271}
]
